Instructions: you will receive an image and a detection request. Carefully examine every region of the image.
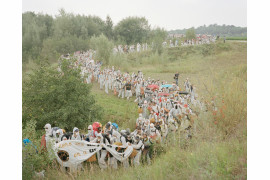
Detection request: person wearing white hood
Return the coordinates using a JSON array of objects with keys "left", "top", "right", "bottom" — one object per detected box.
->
[
  {"left": 104, "top": 75, "right": 109, "bottom": 94},
  {"left": 71, "top": 127, "right": 81, "bottom": 140},
  {"left": 135, "top": 81, "right": 141, "bottom": 99},
  {"left": 168, "top": 115, "right": 178, "bottom": 132},
  {"left": 159, "top": 118, "right": 168, "bottom": 143},
  {"left": 142, "top": 100, "right": 149, "bottom": 119},
  {"left": 131, "top": 135, "right": 144, "bottom": 167},
  {"left": 44, "top": 123, "right": 52, "bottom": 143},
  {"left": 43, "top": 123, "right": 56, "bottom": 160},
  {"left": 99, "top": 72, "right": 104, "bottom": 90},
  {"left": 136, "top": 113, "right": 144, "bottom": 128},
  {"left": 44, "top": 123, "right": 60, "bottom": 141},
  {"left": 166, "top": 99, "right": 173, "bottom": 110},
  {"left": 55, "top": 129, "right": 64, "bottom": 143},
  {"left": 95, "top": 133, "right": 109, "bottom": 170},
  {"left": 108, "top": 130, "right": 118, "bottom": 169},
  {"left": 169, "top": 103, "right": 181, "bottom": 124},
  {"left": 86, "top": 125, "right": 95, "bottom": 142},
  {"left": 149, "top": 123, "right": 161, "bottom": 141}
]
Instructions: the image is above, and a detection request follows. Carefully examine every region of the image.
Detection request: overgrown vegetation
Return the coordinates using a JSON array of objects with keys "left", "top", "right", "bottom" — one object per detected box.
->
[
  {"left": 185, "top": 27, "right": 196, "bottom": 40},
  {"left": 22, "top": 59, "right": 102, "bottom": 130},
  {"left": 22, "top": 120, "right": 53, "bottom": 179},
  {"left": 22, "top": 39, "right": 246, "bottom": 179},
  {"left": 22, "top": 10, "right": 166, "bottom": 64},
  {"left": 89, "top": 34, "right": 114, "bottom": 65},
  {"left": 169, "top": 24, "right": 247, "bottom": 37}
]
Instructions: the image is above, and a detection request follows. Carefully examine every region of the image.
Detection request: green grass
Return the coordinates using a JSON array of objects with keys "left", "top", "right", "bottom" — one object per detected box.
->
[
  {"left": 45, "top": 138, "right": 246, "bottom": 180},
  {"left": 226, "top": 37, "right": 247, "bottom": 41},
  {"left": 90, "top": 83, "right": 138, "bottom": 130},
  {"left": 23, "top": 41, "right": 247, "bottom": 179}
]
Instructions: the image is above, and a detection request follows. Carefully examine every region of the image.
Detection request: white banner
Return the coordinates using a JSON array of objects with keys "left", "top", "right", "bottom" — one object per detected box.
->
[
  {"left": 54, "top": 140, "right": 102, "bottom": 167},
  {"left": 103, "top": 144, "right": 134, "bottom": 162},
  {"left": 54, "top": 140, "right": 134, "bottom": 167}
]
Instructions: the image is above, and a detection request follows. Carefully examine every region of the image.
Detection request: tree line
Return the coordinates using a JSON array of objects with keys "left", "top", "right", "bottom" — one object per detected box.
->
[
  {"left": 22, "top": 9, "right": 167, "bottom": 63},
  {"left": 169, "top": 24, "right": 247, "bottom": 37}
]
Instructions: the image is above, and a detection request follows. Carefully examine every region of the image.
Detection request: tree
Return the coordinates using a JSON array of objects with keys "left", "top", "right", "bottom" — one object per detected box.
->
[
  {"left": 22, "top": 12, "right": 54, "bottom": 62},
  {"left": 114, "top": 16, "right": 150, "bottom": 44},
  {"left": 150, "top": 27, "right": 167, "bottom": 54},
  {"left": 89, "top": 34, "right": 114, "bottom": 64},
  {"left": 41, "top": 35, "right": 89, "bottom": 61},
  {"left": 104, "top": 15, "right": 114, "bottom": 39},
  {"left": 22, "top": 59, "right": 102, "bottom": 130},
  {"left": 80, "top": 26, "right": 88, "bottom": 39},
  {"left": 185, "top": 27, "right": 196, "bottom": 40}
]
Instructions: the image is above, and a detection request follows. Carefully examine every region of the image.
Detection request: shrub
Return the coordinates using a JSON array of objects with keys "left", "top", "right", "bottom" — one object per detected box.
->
[
  {"left": 150, "top": 28, "right": 167, "bottom": 55},
  {"left": 22, "top": 59, "right": 102, "bottom": 130},
  {"left": 41, "top": 36, "right": 90, "bottom": 62},
  {"left": 22, "top": 120, "right": 53, "bottom": 180},
  {"left": 90, "top": 34, "right": 114, "bottom": 65},
  {"left": 199, "top": 44, "right": 216, "bottom": 56}
]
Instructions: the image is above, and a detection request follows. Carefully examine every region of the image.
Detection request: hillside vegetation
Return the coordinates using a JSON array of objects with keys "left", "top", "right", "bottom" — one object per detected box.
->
[
  {"left": 34, "top": 41, "right": 247, "bottom": 179},
  {"left": 169, "top": 24, "right": 247, "bottom": 37}
]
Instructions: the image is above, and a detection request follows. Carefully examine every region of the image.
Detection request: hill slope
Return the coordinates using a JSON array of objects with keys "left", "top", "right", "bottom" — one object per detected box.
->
[{"left": 45, "top": 41, "right": 247, "bottom": 179}]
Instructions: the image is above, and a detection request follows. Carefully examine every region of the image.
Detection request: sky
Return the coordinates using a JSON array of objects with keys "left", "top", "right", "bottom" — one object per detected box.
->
[{"left": 22, "top": 0, "right": 247, "bottom": 30}]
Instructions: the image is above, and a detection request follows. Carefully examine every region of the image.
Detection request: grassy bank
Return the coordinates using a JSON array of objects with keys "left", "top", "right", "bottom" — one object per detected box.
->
[
  {"left": 23, "top": 41, "right": 247, "bottom": 179},
  {"left": 226, "top": 37, "right": 247, "bottom": 41}
]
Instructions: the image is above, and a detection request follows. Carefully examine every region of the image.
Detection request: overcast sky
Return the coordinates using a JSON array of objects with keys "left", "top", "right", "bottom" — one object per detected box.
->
[{"left": 22, "top": 0, "right": 247, "bottom": 30}]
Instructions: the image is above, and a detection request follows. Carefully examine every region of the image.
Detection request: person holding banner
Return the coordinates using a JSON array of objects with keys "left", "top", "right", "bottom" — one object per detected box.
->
[
  {"left": 131, "top": 135, "right": 144, "bottom": 167},
  {"left": 71, "top": 127, "right": 81, "bottom": 140}
]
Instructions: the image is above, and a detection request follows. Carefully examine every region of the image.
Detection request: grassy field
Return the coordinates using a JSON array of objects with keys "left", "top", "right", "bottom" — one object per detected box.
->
[
  {"left": 24, "top": 41, "right": 247, "bottom": 179},
  {"left": 225, "top": 37, "right": 247, "bottom": 41}
]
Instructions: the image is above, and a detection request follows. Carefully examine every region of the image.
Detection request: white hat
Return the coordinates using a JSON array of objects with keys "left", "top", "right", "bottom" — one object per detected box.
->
[{"left": 44, "top": 123, "right": 51, "bottom": 129}]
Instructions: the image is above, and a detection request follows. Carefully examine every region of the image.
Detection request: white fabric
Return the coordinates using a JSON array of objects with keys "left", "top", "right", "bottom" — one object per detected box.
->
[
  {"left": 54, "top": 140, "right": 102, "bottom": 167},
  {"left": 54, "top": 140, "right": 134, "bottom": 168},
  {"left": 103, "top": 144, "right": 133, "bottom": 162}
]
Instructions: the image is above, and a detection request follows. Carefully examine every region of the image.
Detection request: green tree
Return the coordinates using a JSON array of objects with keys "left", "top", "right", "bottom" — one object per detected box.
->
[
  {"left": 89, "top": 34, "right": 114, "bottom": 64},
  {"left": 22, "top": 12, "right": 54, "bottom": 62},
  {"left": 41, "top": 35, "right": 89, "bottom": 61},
  {"left": 150, "top": 27, "right": 168, "bottom": 54},
  {"left": 104, "top": 15, "right": 114, "bottom": 39},
  {"left": 22, "top": 59, "right": 102, "bottom": 130},
  {"left": 114, "top": 16, "right": 150, "bottom": 44},
  {"left": 80, "top": 26, "right": 88, "bottom": 39},
  {"left": 185, "top": 27, "right": 196, "bottom": 40}
]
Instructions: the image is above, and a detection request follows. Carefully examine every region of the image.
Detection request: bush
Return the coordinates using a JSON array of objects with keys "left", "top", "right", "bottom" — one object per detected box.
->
[
  {"left": 150, "top": 28, "right": 167, "bottom": 55},
  {"left": 90, "top": 34, "right": 114, "bottom": 64},
  {"left": 22, "top": 120, "right": 53, "bottom": 180},
  {"left": 199, "top": 44, "right": 216, "bottom": 56},
  {"left": 22, "top": 59, "right": 102, "bottom": 130},
  {"left": 41, "top": 36, "right": 89, "bottom": 62}
]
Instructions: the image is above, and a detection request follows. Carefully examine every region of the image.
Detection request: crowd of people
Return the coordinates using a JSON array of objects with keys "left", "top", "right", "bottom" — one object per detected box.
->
[
  {"left": 20, "top": 46, "right": 221, "bottom": 173},
  {"left": 113, "top": 36, "right": 216, "bottom": 54},
  {"left": 36, "top": 51, "right": 211, "bottom": 170},
  {"left": 180, "top": 36, "right": 216, "bottom": 46},
  {"left": 113, "top": 43, "right": 149, "bottom": 54}
]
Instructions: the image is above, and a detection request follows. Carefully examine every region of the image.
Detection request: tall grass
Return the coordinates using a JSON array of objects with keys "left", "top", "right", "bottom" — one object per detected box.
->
[{"left": 22, "top": 41, "right": 247, "bottom": 179}]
